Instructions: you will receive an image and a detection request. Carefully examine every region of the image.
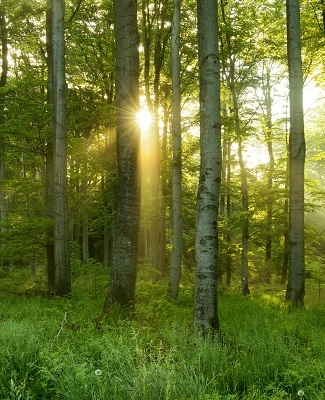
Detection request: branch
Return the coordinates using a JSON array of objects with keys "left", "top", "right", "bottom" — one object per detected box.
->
[
  {"left": 57, "top": 312, "right": 68, "bottom": 339},
  {"left": 68, "top": 0, "right": 83, "bottom": 23}
]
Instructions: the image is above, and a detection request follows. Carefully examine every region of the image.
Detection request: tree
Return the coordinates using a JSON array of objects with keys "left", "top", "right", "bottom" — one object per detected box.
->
[
  {"left": 285, "top": 0, "right": 305, "bottom": 306},
  {"left": 194, "top": 0, "right": 221, "bottom": 333},
  {"left": 169, "top": 0, "right": 182, "bottom": 300},
  {"left": 140, "top": 0, "right": 171, "bottom": 273},
  {"left": 104, "top": 0, "right": 140, "bottom": 310},
  {"left": 0, "top": 9, "right": 9, "bottom": 268},
  {"left": 46, "top": 0, "right": 55, "bottom": 289},
  {"left": 52, "top": 0, "right": 71, "bottom": 295},
  {"left": 219, "top": 0, "right": 252, "bottom": 295}
]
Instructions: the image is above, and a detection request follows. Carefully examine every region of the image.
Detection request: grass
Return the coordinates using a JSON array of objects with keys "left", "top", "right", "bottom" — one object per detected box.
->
[{"left": 0, "top": 265, "right": 324, "bottom": 399}]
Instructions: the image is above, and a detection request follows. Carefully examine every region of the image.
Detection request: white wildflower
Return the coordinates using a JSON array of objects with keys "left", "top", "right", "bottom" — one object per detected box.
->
[
  {"left": 95, "top": 369, "right": 102, "bottom": 376},
  {"left": 297, "top": 390, "right": 304, "bottom": 397}
]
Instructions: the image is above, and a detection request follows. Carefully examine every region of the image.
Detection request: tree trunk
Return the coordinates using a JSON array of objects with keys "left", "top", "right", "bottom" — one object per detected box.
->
[
  {"left": 220, "top": 0, "right": 249, "bottom": 295},
  {"left": 160, "top": 99, "right": 169, "bottom": 272},
  {"left": 169, "top": 0, "right": 182, "bottom": 300},
  {"left": 285, "top": 0, "right": 305, "bottom": 306},
  {"left": 141, "top": 1, "right": 169, "bottom": 273},
  {"left": 263, "top": 66, "right": 275, "bottom": 283},
  {"left": 0, "top": 11, "right": 9, "bottom": 269},
  {"left": 46, "top": 0, "right": 55, "bottom": 290},
  {"left": 81, "top": 177, "right": 89, "bottom": 264},
  {"left": 52, "top": 0, "right": 71, "bottom": 295},
  {"left": 237, "top": 138, "right": 250, "bottom": 295},
  {"left": 226, "top": 138, "right": 232, "bottom": 286},
  {"left": 194, "top": 0, "right": 221, "bottom": 333},
  {"left": 104, "top": 0, "right": 140, "bottom": 310}
]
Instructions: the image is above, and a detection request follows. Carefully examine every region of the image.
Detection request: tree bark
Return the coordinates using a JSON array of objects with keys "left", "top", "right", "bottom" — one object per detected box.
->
[
  {"left": 169, "top": 0, "right": 183, "bottom": 300},
  {"left": 194, "top": 0, "right": 221, "bottom": 333},
  {"left": 237, "top": 138, "right": 250, "bottom": 295},
  {"left": 285, "top": 0, "right": 305, "bottom": 306},
  {"left": 46, "top": 0, "right": 55, "bottom": 290},
  {"left": 104, "top": 0, "right": 140, "bottom": 310},
  {"left": 81, "top": 177, "right": 89, "bottom": 264},
  {"left": 0, "top": 11, "right": 9, "bottom": 268},
  {"left": 52, "top": 0, "right": 71, "bottom": 295},
  {"left": 220, "top": 0, "right": 250, "bottom": 295},
  {"left": 263, "top": 66, "right": 275, "bottom": 283}
]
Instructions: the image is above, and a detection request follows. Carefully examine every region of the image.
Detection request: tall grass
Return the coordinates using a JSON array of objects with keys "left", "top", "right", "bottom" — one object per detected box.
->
[{"left": 0, "top": 272, "right": 324, "bottom": 399}]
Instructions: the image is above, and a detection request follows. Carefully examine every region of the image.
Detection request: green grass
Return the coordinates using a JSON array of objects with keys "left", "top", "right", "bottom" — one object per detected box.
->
[{"left": 0, "top": 266, "right": 324, "bottom": 399}]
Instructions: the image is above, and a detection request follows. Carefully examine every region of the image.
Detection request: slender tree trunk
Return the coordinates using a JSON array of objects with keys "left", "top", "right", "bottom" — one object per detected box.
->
[
  {"left": 285, "top": 0, "right": 305, "bottom": 306},
  {"left": 81, "top": 177, "right": 89, "bottom": 264},
  {"left": 226, "top": 138, "right": 232, "bottom": 286},
  {"left": 282, "top": 98, "right": 290, "bottom": 284},
  {"left": 169, "top": 0, "right": 182, "bottom": 299},
  {"left": 160, "top": 99, "right": 169, "bottom": 271},
  {"left": 141, "top": 1, "right": 169, "bottom": 273},
  {"left": 220, "top": 117, "right": 232, "bottom": 287},
  {"left": 52, "top": 0, "right": 71, "bottom": 295},
  {"left": 0, "top": 11, "right": 9, "bottom": 269},
  {"left": 237, "top": 138, "right": 250, "bottom": 295},
  {"left": 104, "top": 0, "right": 140, "bottom": 310},
  {"left": 264, "top": 68, "right": 275, "bottom": 283},
  {"left": 229, "top": 61, "right": 250, "bottom": 295},
  {"left": 141, "top": 2, "right": 160, "bottom": 272},
  {"left": 220, "top": 0, "right": 249, "bottom": 295},
  {"left": 150, "top": 113, "right": 161, "bottom": 271},
  {"left": 194, "top": 0, "right": 221, "bottom": 333},
  {"left": 46, "top": 0, "right": 55, "bottom": 289},
  {"left": 282, "top": 196, "right": 289, "bottom": 283}
]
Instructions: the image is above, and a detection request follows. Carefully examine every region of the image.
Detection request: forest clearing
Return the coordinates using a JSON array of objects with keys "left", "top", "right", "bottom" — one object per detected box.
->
[{"left": 0, "top": 265, "right": 324, "bottom": 400}]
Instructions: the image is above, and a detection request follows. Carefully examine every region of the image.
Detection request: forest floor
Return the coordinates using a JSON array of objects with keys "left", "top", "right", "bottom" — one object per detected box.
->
[{"left": 0, "top": 262, "right": 324, "bottom": 399}]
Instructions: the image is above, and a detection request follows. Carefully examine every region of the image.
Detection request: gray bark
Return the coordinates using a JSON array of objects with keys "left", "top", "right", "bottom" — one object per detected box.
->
[
  {"left": 46, "top": 0, "right": 55, "bottom": 289},
  {"left": 220, "top": 0, "right": 250, "bottom": 295},
  {"left": 285, "top": 0, "right": 305, "bottom": 306},
  {"left": 104, "top": 0, "right": 140, "bottom": 309},
  {"left": 52, "top": 0, "right": 71, "bottom": 295},
  {"left": 169, "top": 0, "right": 183, "bottom": 300},
  {"left": 194, "top": 0, "right": 221, "bottom": 333},
  {"left": 263, "top": 66, "right": 275, "bottom": 282},
  {"left": 0, "top": 11, "right": 8, "bottom": 268}
]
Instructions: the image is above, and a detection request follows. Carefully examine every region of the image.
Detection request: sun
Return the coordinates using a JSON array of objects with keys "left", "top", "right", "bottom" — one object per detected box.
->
[{"left": 137, "top": 109, "right": 152, "bottom": 132}]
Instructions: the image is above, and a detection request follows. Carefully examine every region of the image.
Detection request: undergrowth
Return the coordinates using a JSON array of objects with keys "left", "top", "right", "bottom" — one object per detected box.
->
[{"left": 0, "top": 265, "right": 324, "bottom": 399}]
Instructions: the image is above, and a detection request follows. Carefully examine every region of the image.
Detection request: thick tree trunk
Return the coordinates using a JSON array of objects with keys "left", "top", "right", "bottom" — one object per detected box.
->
[
  {"left": 194, "top": 0, "right": 221, "bottom": 333},
  {"left": 169, "top": 0, "right": 182, "bottom": 300},
  {"left": 52, "top": 0, "right": 71, "bottom": 295},
  {"left": 104, "top": 0, "right": 140, "bottom": 310},
  {"left": 46, "top": 1, "right": 55, "bottom": 290},
  {"left": 285, "top": 0, "right": 305, "bottom": 306}
]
